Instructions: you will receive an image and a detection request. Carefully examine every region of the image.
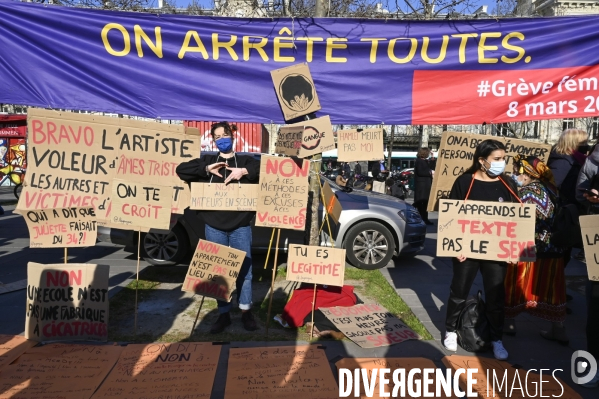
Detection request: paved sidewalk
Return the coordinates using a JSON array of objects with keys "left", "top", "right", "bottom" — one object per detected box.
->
[{"left": 381, "top": 211, "right": 593, "bottom": 398}]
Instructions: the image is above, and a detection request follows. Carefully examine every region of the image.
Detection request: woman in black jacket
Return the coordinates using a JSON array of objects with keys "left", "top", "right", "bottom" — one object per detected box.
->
[
  {"left": 443, "top": 139, "right": 519, "bottom": 361},
  {"left": 176, "top": 122, "right": 260, "bottom": 334},
  {"left": 413, "top": 147, "right": 433, "bottom": 225}
]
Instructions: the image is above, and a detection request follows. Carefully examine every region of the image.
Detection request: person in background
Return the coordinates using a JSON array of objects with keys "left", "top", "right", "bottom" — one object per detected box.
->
[
  {"left": 413, "top": 147, "right": 433, "bottom": 225},
  {"left": 335, "top": 169, "right": 348, "bottom": 187},
  {"left": 547, "top": 129, "right": 588, "bottom": 261},
  {"left": 504, "top": 155, "right": 568, "bottom": 343},
  {"left": 386, "top": 177, "right": 405, "bottom": 200},
  {"left": 443, "top": 139, "right": 519, "bottom": 360},
  {"left": 354, "top": 162, "right": 362, "bottom": 177},
  {"left": 343, "top": 162, "right": 352, "bottom": 186},
  {"left": 176, "top": 121, "right": 260, "bottom": 334}
]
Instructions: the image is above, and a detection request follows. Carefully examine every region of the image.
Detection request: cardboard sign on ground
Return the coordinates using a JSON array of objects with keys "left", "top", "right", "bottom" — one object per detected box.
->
[
  {"left": 0, "top": 335, "right": 37, "bottom": 372},
  {"left": 271, "top": 63, "right": 321, "bottom": 121},
  {"left": 19, "top": 108, "right": 200, "bottom": 225},
  {"left": 337, "top": 128, "right": 385, "bottom": 162},
  {"left": 189, "top": 182, "right": 257, "bottom": 211},
  {"left": 437, "top": 199, "right": 536, "bottom": 262},
  {"left": 93, "top": 343, "right": 221, "bottom": 399},
  {"left": 23, "top": 207, "right": 97, "bottom": 248},
  {"left": 256, "top": 155, "right": 309, "bottom": 231},
  {"left": 182, "top": 240, "right": 246, "bottom": 302},
  {"left": 442, "top": 355, "right": 582, "bottom": 399},
  {"left": 335, "top": 357, "right": 457, "bottom": 399},
  {"left": 0, "top": 343, "right": 122, "bottom": 399},
  {"left": 110, "top": 179, "right": 173, "bottom": 230},
  {"left": 280, "top": 115, "right": 336, "bottom": 158},
  {"left": 319, "top": 304, "right": 419, "bottom": 348},
  {"left": 427, "top": 131, "right": 552, "bottom": 211},
  {"left": 372, "top": 180, "right": 386, "bottom": 194},
  {"left": 580, "top": 215, "right": 599, "bottom": 281},
  {"left": 25, "top": 262, "right": 109, "bottom": 342},
  {"left": 286, "top": 244, "right": 346, "bottom": 287},
  {"left": 225, "top": 345, "right": 339, "bottom": 399},
  {"left": 322, "top": 181, "right": 342, "bottom": 223}
]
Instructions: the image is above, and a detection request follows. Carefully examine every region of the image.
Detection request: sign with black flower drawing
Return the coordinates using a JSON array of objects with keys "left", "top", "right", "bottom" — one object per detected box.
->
[{"left": 271, "top": 63, "right": 321, "bottom": 121}]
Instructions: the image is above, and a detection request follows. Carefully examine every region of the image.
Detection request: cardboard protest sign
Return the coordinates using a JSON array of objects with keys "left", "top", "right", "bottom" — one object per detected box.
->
[
  {"left": 335, "top": 357, "right": 456, "bottom": 399},
  {"left": 427, "top": 131, "right": 552, "bottom": 211},
  {"left": 271, "top": 63, "right": 321, "bottom": 121},
  {"left": 286, "top": 244, "right": 346, "bottom": 287},
  {"left": 319, "top": 304, "right": 419, "bottom": 348},
  {"left": 182, "top": 240, "right": 246, "bottom": 301},
  {"left": 372, "top": 180, "right": 386, "bottom": 194},
  {"left": 23, "top": 207, "right": 97, "bottom": 248},
  {"left": 225, "top": 345, "right": 339, "bottom": 399},
  {"left": 190, "top": 182, "right": 257, "bottom": 211},
  {"left": 580, "top": 215, "right": 599, "bottom": 281},
  {"left": 322, "top": 181, "right": 342, "bottom": 223},
  {"left": 93, "top": 342, "right": 220, "bottom": 399},
  {"left": 256, "top": 155, "right": 309, "bottom": 230},
  {"left": 277, "top": 115, "right": 336, "bottom": 158},
  {"left": 337, "top": 128, "right": 385, "bottom": 162},
  {"left": 442, "top": 355, "right": 581, "bottom": 399},
  {"left": 110, "top": 179, "right": 173, "bottom": 230},
  {"left": 19, "top": 108, "right": 200, "bottom": 225},
  {"left": 25, "top": 262, "right": 109, "bottom": 342},
  {"left": 437, "top": 199, "right": 536, "bottom": 262},
  {"left": 0, "top": 335, "right": 36, "bottom": 372},
  {"left": 0, "top": 343, "right": 122, "bottom": 399}
]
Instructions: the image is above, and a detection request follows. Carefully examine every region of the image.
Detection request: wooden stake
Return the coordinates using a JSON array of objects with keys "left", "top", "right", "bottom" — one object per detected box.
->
[
  {"left": 64, "top": 248, "right": 68, "bottom": 264},
  {"left": 134, "top": 229, "right": 141, "bottom": 336},
  {"left": 265, "top": 228, "right": 281, "bottom": 337},
  {"left": 189, "top": 295, "right": 205, "bottom": 338},
  {"left": 310, "top": 284, "right": 317, "bottom": 340},
  {"left": 263, "top": 228, "right": 276, "bottom": 270}
]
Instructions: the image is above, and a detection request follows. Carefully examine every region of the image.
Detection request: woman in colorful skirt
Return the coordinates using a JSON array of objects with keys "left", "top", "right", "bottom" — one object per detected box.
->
[{"left": 504, "top": 155, "right": 568, "bottom": 344}]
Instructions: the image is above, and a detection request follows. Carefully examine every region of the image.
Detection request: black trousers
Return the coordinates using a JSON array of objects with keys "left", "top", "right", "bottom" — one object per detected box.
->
[
  {"left": 445, "top": 258, "right": 507, "bottom": 341},
  {"left": 587, "top": 281, "right": 599, "bottom": 360},
  {"left": 414, "top": 200, "right": 429, "bottom": 222}
]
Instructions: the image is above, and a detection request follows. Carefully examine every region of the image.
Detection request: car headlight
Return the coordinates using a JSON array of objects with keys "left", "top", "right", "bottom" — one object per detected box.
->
[{"left": 398, "top": 206, "right": 423, "bottom": 224}]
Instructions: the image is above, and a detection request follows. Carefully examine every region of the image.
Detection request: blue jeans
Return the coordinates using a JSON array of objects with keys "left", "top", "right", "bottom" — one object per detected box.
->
[{"left": 205, "top": 224, "right": 252, "bottom": 314}]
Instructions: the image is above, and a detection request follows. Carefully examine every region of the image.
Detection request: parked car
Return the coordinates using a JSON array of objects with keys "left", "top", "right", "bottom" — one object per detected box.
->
[{"left": 98, "top": 162, "right": 426, "bottom": 270}]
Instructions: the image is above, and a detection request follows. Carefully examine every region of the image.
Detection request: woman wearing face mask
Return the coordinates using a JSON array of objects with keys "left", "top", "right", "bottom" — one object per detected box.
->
[
  {"left": 176, "top": 121, "right": 260, "bottom": 334},
  {"left": 503, "top": 155, "right": 568, "bottom": 344},
  {"left": 443, "top": 139, "right": 519, "bottom": 360}
]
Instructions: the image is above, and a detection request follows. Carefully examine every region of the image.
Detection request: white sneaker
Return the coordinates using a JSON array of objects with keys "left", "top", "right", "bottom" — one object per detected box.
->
[
  {"left": 581, "top": 372, "right": 599, "bottom": 389},
  {"left": 443, "top": 332, "right": 458, "bottom": 352},
  {"left": 492, "top": 340, "right": 509, "bottom": 360}
]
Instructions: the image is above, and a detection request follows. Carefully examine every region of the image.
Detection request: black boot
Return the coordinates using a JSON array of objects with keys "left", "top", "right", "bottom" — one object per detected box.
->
[
  {"left": 241, "top": 310, "right": 258, "bottom": 331},
  {"left": 210, "top": 312, "right": 231, "bottom": 334}
]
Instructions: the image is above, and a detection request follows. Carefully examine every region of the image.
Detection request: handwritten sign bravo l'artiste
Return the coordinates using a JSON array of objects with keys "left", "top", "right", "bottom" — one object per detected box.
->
[
  {"left": 437, "top": 200, "right": 536, "bottom": 262},
  {"left": 286, "top": 244, "right": 346, "bottom": 287},
  {"left": 580, "top": 215, "right": 599, "bottom": 281},
  {"left": 19, "top": 108, "right": 200, "bottom": 225},
  {"left": 336, "top": 128, "right": 384, "bottom": 162},
  {"left": 320, "top": 304, "right": 419, "bottom": 348},
  {"left": 182, "top": 240, "right": 246, "bottom": 301},
  {"left": 93, "top": 342, "right": 221, "bottom": 399},
  {"left": 26, "top": 262, "right": 109, "bottom": 342},
  {"left": 322, "top": 181, "right": 342, "bottom": 223},
  {"left": 427, "top": 131, "right": 551, "bottom": 212},
  {"left": 271, "top": 63, "right": 321, "bottom": 121},
  {"left": 256, "top": 155, "right": 309, "bottom": 230},
  {"left": 110, "top": 179, "right": 173, "bottom": 230},
  {"left": 189, "top": 182, "right": 257, "bottom": 211},
  {"left": 23, "top": 207, "right": 97, "bottom": 248},
  {"left": 225, "top": 345, "right": 339, "bottom": 399},
  {"left": 277, "top": 116, "right": 336, "bottom": 158}
]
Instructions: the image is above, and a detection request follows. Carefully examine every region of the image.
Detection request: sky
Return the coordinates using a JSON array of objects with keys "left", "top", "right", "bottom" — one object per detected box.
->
[{"left": 168, "top": 0, "right": 495, "bottom": 15}]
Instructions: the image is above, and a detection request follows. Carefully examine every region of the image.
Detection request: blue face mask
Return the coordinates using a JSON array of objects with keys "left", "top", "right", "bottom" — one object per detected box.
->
[
  {"left": 511, "top": 174, "right": 523, "bottom": 187},
  {"left": 215, "top": 137, "right": 233, "bottom": 153},
  {"left": 484, "top": 160, "right": 506, "bottom": 177}
]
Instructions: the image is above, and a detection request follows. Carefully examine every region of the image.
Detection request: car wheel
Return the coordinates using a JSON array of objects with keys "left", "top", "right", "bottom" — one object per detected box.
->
[
  {"left": 344, "top": 221, "right": 396, "bottom": 270},
  {"left": 141, "top": 224, "right": 190, "bottom": 266}
]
